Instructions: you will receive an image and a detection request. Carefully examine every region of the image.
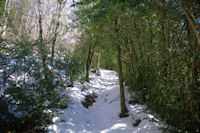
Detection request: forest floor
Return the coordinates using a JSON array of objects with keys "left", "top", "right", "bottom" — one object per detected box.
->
[{"left": 48, "top": 69, "right": 164, "bottom": 133}]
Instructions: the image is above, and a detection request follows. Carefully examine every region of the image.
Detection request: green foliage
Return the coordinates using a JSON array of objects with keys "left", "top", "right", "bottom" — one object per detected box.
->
[
  {"left": 0, "top": 40, "right": 69, "bottom": 132},
  {"left": 0, "top": 0, "right": 86, "bottom": 132},
  {"left": 55, "top": 48, "right": 85, "bottom": 87},
  {"left": 74, "top": 0, "right": 200, "bottom": 132},
  {"left": 0, "top": 0, "right": 5, "bottom": 18}
]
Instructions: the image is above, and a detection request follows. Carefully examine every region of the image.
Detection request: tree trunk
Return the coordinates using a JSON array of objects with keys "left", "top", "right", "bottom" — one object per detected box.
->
[
  {"left": 0, "top": 0, "right": 10, "bottom": 39},
  {"left": 117, "top": 45, "right": 129, "bottom": 118},
  {"left": 178, "top": 0, "right": 200, "bottom": 49},
  {"left": 125, "top": 40, "right": 135, "bottom": 73},
  {"left": 97, "top": 52, "right": 101, "bottom": 72},
  {"left": 51, "top": 2, "right": 63, "bottom": 64},
  {"left": 191, "top": 39, "right": 198, "bottom": 86},
  {"left": 129, "top": 39, "right": 137, "bottom": 71},
  {"left": 69, "top": 73, "right": 74, "bottom": 87},
  {"left": 161, "top": 0, "right": 168, "bottom": 78},
  {"left": 38, "top": 0, "right": 47, "bottom": 79},
  {"left": 178, "top": 1, "right": 200, "bottom": 86},
  {"left": 114, "top": 18, "right": 128, "bottom": 117},
  {"left": 86, "top": 45, "right": 94, "bottom": 82},
  {"left": 168, "top": 20, "right": 173, "bottom": 80}
]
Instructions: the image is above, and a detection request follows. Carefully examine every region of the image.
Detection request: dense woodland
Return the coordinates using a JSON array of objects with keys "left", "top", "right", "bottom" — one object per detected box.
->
[{"left": 0, "top": 0, "right": 200, "bottom": 132}]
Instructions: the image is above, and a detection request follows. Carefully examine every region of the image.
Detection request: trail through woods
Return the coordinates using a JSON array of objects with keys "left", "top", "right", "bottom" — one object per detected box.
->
[{"left": 48, "top": 69, "right": 163, "bottom": 133}]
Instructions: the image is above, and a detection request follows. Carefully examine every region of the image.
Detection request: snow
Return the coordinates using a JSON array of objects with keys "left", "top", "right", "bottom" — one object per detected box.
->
[
  {"left": 48, "top": 69, "right": 163, "bottom": 133},
  {"left": 8, "top": 105, "right": 23, "bottom": 118}
]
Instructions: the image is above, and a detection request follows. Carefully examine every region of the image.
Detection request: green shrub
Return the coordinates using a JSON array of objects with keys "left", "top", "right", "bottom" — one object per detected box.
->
[{"left": 0, "top": 41, "right": 70, "bottom": 132}]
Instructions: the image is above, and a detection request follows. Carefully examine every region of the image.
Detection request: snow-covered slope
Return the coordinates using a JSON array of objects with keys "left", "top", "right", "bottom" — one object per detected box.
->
[{"left": 48, "top": 69, "right": 163, "bottom": 133}]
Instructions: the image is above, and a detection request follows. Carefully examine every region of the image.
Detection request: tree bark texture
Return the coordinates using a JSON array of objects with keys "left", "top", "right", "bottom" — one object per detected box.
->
[
  {"left": 115, "top": 19, "right": 128, "bottom": 117},
  {"left": 86, "top": 45, "right": 94, "bottom": 82}
]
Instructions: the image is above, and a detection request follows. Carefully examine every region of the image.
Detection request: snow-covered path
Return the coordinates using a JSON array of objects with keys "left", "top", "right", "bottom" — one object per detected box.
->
[{"left": 48, "top": 69, "right": 163, "bottom": 133}]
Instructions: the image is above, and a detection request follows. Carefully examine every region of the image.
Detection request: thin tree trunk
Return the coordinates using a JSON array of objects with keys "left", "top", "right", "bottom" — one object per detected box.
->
[
  {"left": 184, "top": 9, "right": 200, "bottom": 124},
  {"left": 19, "top": 15, "right": 25, "bottom": 34},
  {"left": 178, "top": 0, "right": 200, "bottom": 48},
  {"left": 51, "top": 2, "right": 63, "bottom": 64},
  {"left": 1, "top": 0, "right": 10, "bottom": 39},
  {"left": 38, "top": 0, "right": 47, "bottom": 79},
  {"left": 161, "top": 0, "right": 167, "bottom": 78},
  {"left": 86, "top": 45, "right": 94, "bottom": 82},
  {"left": 191, "top": 38, "right": 198, "bottom": 86},
  {"left": 133, "top": 21, "right": 141, "bottom": 62},
  {"left": 69, "top": 73, "right": 74, "bottom": 87},
  {"left": 115, "top": 19, "right": 128, "bottom": 117},
  {"left": 126, "top": 40, "right": 135, "bottom": 73},
  {"left": 117, "top": 45, "right": 129, "bottom": 117},
  {"left": 179, "top": 2, "right": 200, "bottom": 87},
  {"left": 86, "top": 46, "right": 92, "bottom": 82},
  {"left": 168, "top": 20, "right": 173, "bottom": 80},
  {"left": 127, "top": 52, "right": 134, "bottom": 73},
  {"left": 97, "top": 52, "right": 101, "bottom": 72}
]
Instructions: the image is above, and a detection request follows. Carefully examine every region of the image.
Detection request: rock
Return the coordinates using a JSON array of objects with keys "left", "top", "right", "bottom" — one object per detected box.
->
[
  {"left": 47, "top": 119, "right": 54, "bottom": 124},
  {"left": 60, "top": 120, "right": 66, "bottom": 122},
  {"left": 81, "top": 92, "right": 98, "bottom": 108},
  {"left": 67, "top": 84, "right": 73, "bottom": 87},
  {"left": 81, "top": 101, "right": 89, "bottom": 108},
  {"left": 132, "top": 119, "right": 141, "bottom": 127},
  {"left": 91, "top": 69, "right": 97, "bottom": 73},
  {"left": 128, "top": 97, "right": 139, "bottom": 104},
  {"left": 92, "top": 91, "right": 98, "bottom": 98}
]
